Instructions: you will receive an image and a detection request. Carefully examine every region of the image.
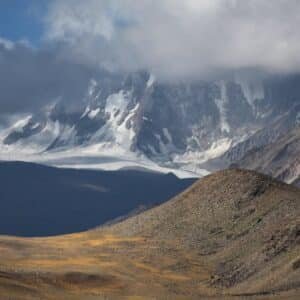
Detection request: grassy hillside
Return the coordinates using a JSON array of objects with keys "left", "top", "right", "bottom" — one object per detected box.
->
[{"left": 0, "top": 169, "right": 299, "bottom": 299}]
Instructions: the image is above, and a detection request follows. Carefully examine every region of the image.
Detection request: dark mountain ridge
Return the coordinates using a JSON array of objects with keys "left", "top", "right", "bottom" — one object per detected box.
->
[{"left": 0, "top": 161, "right": 195, "bottom": 237}]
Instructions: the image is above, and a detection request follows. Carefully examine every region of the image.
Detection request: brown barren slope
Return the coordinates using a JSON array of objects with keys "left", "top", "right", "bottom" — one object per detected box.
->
[{"left": 0, "top": 169, "right": 299, "bottom": 299}]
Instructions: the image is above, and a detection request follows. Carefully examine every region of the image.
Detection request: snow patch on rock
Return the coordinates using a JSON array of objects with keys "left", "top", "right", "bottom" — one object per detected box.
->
[
  {"left": 147, "top": 74, "right": 156, "bottom": 88},
  {"left": 234, "top": 75, "right": 265, "bottom": 112},
  {"left": 215, "top": 81, "right": 230, "bottom": 133},
  {"left": 173, "top": 138, "right": 232, "bottom": 171},
  {"left": 88, "top": 108, "right": 100, "bottom": 119},
  {"left": 11, "top": 115, "right": 32, "bottom": 133}
]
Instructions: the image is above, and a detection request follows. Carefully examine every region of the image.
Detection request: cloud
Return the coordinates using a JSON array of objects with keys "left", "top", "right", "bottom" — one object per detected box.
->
[
  {"left": 44, "top": 0, "right": 300, "bottom": 79},
  {"left": 0, "top": 37, "right": 14, "bottom": 50},
  {"left": 1, "top": 1, "right": 300, "bottom": 116},
  {"left": 0, "top": 39, "right": 101, "bottom": 115}
]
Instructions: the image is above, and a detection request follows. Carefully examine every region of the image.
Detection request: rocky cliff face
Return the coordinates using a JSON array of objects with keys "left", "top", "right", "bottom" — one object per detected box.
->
[
  {"left": 222, "top": 105, "right": 300, "bottom": 163},
  {"left": 293, "top": 177, "right": 300, "bottom": 187},
  {"left": 1, "top": 71, "right": 300, "bottom": 176},
  {"left": 234, "top": 126, "right": 300, "bottom": 185}
]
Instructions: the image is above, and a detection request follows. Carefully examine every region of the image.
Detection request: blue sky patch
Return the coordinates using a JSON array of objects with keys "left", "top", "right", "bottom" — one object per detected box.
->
[{"left": 0, "top": 0, "right": 47, "bottom": 45}]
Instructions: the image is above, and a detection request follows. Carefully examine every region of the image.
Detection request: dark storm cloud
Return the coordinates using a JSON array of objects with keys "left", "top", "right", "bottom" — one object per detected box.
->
[{"left": 0, "top": 39, "right": 100, "bottom": 115}]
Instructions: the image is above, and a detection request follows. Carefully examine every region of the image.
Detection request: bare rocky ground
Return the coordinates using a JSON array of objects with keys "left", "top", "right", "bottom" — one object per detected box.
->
[{"left": 0, "top": 169, "right": 299, "bottom": 299}]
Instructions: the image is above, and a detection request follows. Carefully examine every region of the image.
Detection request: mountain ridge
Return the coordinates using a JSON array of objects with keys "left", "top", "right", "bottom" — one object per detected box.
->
[
  {"left": 1, "top": 72, "right": 300, "bottom": 177},
  {"left": 0, "top": 160, "right": 195, "bottom": 237},
  {"left": 233, "top": 126, "right": 300, "bottom": 184}
]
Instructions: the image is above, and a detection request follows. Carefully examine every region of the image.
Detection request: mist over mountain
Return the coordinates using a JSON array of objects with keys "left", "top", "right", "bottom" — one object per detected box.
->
[{"left": 0, "top": 66, "right": 299, "bottom": 178}]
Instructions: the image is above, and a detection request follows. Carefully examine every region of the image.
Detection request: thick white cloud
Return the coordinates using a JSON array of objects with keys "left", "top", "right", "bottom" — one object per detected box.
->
[{"left": 45, "top": 0, "right": 300, "bottom": 79}]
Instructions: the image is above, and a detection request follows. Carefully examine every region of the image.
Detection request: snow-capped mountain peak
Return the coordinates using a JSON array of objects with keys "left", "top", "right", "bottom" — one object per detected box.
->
[{"left": 1, "top": 71, "right": 300, "bottom": 178}]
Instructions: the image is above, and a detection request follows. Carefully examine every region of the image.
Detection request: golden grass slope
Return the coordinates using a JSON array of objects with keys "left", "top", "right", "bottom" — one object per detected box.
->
[{"left": 0, "top": 169, "right": 299, "bottom": 299}]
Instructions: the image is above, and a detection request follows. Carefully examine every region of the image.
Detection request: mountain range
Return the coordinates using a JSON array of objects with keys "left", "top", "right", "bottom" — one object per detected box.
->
[{"left": 1, "top": 71, "right": 300, "bottom": 179}]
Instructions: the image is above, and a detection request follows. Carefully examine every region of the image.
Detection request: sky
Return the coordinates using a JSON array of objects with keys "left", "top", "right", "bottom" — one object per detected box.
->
[
  {"left": 0, "top": 0, "right": 47, "bottom": 45},
  {"left": 1, "top": 0, "right": 300, "bottom": 115}
]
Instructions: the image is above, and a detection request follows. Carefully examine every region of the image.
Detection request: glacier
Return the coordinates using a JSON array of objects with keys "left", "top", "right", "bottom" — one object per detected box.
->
[{"left": 1, "top": 71, "right": 299, "bottom": 178}]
